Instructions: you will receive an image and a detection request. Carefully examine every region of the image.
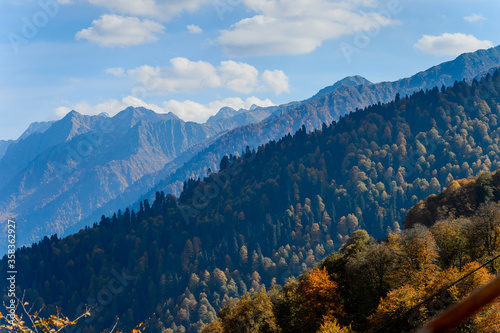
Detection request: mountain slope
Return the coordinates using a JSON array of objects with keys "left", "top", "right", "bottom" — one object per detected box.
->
[
  {"left": 0, "top": 120, "right": 54, "bottom": 160},
  {"left": 0, "top": 111, "right": 104, "bottom": 189},
  {"left": 206, "top": 107, "right": 238, "bottom": 123},
  {"left": 310, "top": 74, "right": 373, "bottom": 99},
  {"left": 17, "top": 120, "right": 54, "bottom": 140},
  {"left": 3, "top": 71, "right": 500, "bottom": 333},
  {"left": 0, "top": 140, "right": 13, "bottom": 160}
]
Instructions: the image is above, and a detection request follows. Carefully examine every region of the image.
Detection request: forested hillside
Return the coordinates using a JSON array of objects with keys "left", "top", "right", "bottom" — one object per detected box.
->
[
  {"left": 206, "top": 201, "right": 500, "bottom": 332},
  {"left": 2, "top": 71, "right": 500, "bottom": 332}
]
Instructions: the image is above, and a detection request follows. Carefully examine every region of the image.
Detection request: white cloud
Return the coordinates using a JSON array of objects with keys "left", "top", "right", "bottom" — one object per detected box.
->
[
  {"left": 218, "top": 0, "right": 396, "bottom": 56},
  {"left": 55, "top": 96, "right": 164, "bottom": 117},
  {"left": 105, "top": 67, "right": 125, "bottom": 76},
  {"left": 414, "top": 33, "right": 493, "bottom": 56},
  {"left": 261, "top": 70, "right": 289, "bottom": 95},
  {"left": 76, "top": 0, "right": 211, "bottom": 21},
  {"left": 464, "top": 14, "right": 486, "bottom": 23},
  {"left": 162, "top": 100, "right": 210, "bottom": 122},
  {"left": 128, "top": 58, "right": 287, "bottom": 94},
  {"left": 163, "top": 97, "right": 275, "bottom": 122},
  {"left": 219, "top": 60, "right": 260, "bottom": 93},
  {"left": 121, "top": 96, "right": 165, "bottom": 113},
  {"left": 55, "top": 106, "right": 72, "bottom": 117},
  {"left": 55, "top": 99, "right": 125, "bottom": 117},
  {"left": 75, "top": 14, "right": 165, "bottom": 47},
  {"left": 187, "top": 24, "right": 203, "bottom": 33},
  {"left": 128, "top": 58, "right": 221, "bottom": 93}
]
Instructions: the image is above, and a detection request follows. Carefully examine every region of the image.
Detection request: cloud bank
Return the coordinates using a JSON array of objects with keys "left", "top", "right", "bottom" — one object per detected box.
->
[
  {"left": 218, "top": 0, "right": 397, "bottom": 56},
  {"left": 414, "top": 33, "right": 493, "bottom": 56}
]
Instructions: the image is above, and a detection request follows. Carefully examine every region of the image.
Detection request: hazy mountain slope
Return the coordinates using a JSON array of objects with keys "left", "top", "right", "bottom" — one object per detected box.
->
[
  {"left": 310, "top": 74, "right": 373, "bottom": 99},
  {"left": 0, "top": 111, "right": 104, "bottom": 189},
  {"left": 206, "top": 107, "right": 238, "bottom": 123},
  {"left": 71, "top": 106, "right": 282, "bottom": 230},
  {"left": 0, "top": 120, "right": 54, "bottom": 160},
  {"left": 17, "top": 120, "right": 54, "bottom": 140},
  {"left": 208, "top": 105, "right": 279, "bottom": 128},
  {"left": 313, "top": 46, "right": 500, "bottom": 103},
  {"left": 0, "top": 107, "right": 273, "bottom": 248},
  {"left": 0, "top": 140, "right": 13, "bottom": 160}
]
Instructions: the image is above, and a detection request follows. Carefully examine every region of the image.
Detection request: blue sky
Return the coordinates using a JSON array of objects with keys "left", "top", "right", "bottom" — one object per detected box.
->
[{"left": 1, "top": 0, "right": 499, "bottom": 140}]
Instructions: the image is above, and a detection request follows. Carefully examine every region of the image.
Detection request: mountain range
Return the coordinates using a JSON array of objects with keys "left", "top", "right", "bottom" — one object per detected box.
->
[
  {"left": 3, "top": 70, "right": 500, "bottom": 332},
  {"left": 1, "top": 45, "right": 500, "bottom": 249}
]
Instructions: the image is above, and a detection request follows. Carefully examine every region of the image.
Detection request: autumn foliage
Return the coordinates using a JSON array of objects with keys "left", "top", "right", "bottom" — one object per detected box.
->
[{"left": 295, "top": 268, "right": 344, "bottom": 332}]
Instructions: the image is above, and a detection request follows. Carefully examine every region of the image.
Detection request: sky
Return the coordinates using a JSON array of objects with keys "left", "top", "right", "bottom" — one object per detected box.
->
[{"left": 0, "top": 0, "right": 499, "bottom": 140}]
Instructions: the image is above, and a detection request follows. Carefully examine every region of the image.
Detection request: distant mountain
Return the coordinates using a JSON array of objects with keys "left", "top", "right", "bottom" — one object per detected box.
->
[
  {"left": 206, "top": 107, "right": 238, "bottom": 123},
  {"left": 0, "top": 120, "right": 55, "bottom": 160},
  {"left": 0, "top": 111, "right": 104, "bottom": 189},
  {"left": 209, "top": 106, "right": 279, "bottom": 129},
  {"left": 18, "top": 120, "right": 55, "bottom": 140},
  {"left": 310, "top": 46, "right": 500, "bottom": 106},
  {"left": 0, "top": 106, "right": 273, "bottom": 248},
  {"left": 311, "top": 74, "right": 373, "bottom": 99},
  {"left": 207, "top": 105, "right": 283, "bottom": 125}
]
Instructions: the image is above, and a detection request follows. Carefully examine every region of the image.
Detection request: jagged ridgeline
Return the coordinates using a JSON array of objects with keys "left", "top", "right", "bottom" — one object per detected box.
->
[{"left": 2, "top": 71, "right": 500, "bottom": 333}]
